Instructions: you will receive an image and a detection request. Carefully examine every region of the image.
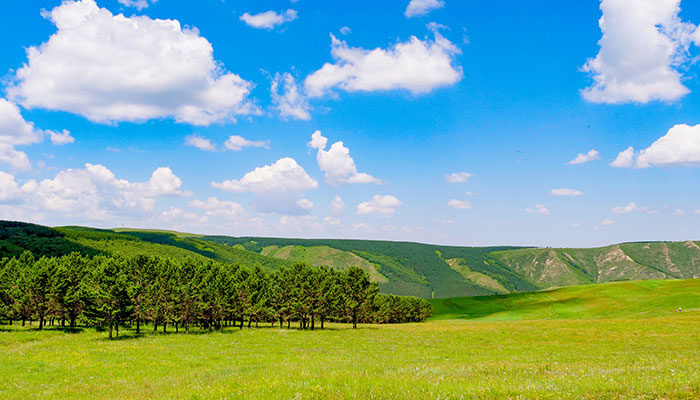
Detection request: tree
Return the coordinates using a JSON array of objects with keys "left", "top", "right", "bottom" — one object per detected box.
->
[
  {"left": 341, "top": 266, "right": 379, "bottom": 328},
  {"left": 84, "top": 256, "right": 133, "bottom": 339},
  {"left": 52, "top": 253, "right": 88, "bottom": 327}
]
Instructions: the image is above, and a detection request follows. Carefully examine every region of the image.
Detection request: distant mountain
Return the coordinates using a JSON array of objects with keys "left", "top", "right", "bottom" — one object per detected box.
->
[{"left": 1, "top": 220, "right": 698, "bottom": 299}]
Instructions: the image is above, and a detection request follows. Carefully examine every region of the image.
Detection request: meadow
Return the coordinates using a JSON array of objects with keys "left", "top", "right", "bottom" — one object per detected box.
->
[{"left": 2, "top": 280, "right": 699, "bottom": 399}]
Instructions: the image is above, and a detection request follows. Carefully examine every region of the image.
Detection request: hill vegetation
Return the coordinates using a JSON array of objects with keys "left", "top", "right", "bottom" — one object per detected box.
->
[{"left": 1, "top": 220, "right": 699, "bottom": 300}]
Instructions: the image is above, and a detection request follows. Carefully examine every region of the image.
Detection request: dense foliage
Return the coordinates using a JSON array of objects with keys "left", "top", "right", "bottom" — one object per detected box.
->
[{"left": 0, "top": 252, "right": 432, "bottom": 339}]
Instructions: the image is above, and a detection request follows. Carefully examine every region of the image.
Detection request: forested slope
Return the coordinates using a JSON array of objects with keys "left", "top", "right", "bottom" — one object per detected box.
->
[{"left": 1, "top": 221, "right": 699, "bottom": 300}]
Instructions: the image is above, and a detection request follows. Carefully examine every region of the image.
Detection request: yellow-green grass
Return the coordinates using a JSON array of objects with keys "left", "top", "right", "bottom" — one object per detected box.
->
[
  {"left": 111, "top": 228, "right": 201, "bottom": 239},
  {"left": 1, "top": 315, "right": 699, "bottom": 399},
  {"left": 430, "top": 278, "right": 700, "bottom": 321}
]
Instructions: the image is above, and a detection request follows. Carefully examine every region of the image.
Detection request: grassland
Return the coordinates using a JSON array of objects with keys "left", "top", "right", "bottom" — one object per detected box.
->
[
  {"left": 1, "top": 316, "right": 698, "bottom": 399},
  {"left": 430, "top": 278, "right": 700, "bottom": 321},
  {"left": 1, "top": 279, "right": 699, "bottom": 399}
]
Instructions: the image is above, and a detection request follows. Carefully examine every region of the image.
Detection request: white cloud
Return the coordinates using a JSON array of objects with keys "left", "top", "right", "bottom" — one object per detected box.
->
[
  {"left": 550, "top": 188, "right": 584, "bottom": 197},
  {"left": 5, "top": 163, "right": 186, "bottom": 220},
  {"left": 185, "top": 134, "right": 216, "bottom": 151},
  {"left": 582, "top": 0, "right": 700, "bottom": 104},
  {"left": 695, "top": 209, "right": 700, "bottom": 215},
  {"left": 674, "top": 208, "right": 686, "bottom": 216},
  {"left": 324, "top": 216, "right": 341, "bottom": 225},
  {"left": 0, "top": 172, "right": 22, "bottom": 201},
  {"left": 357, "top": 195, "right": 402, "bottom": 216},
  {"left": 568, "top": 149, "right": 601, "bottom": 165},
  {"left": 117, "top": 0, "right": 156, "bottom": 10},
  {"left": 211, "top": 157, "right": 317, "bottom": 214},
  {"left": 159, "top": 207, "right": 199, "bottom": 222},
  {"left": 636, "top": 124, "right": 700, "bottom": 167},
  {"left": 439, "top": 219, "right": 455, "bottom": 224},
  {"left": 448, "top": 199, "right": 472, "bottom": 209},
  {"left": 308, "top": 130, "right": 381, "bottom": 185},
  {"left": 611, "top": 202, "right": 638, "bottom": 214},
  {"left": 526, "top": 204, "right": 550, "bottom": 215},
  {"left": 224, "top": 135, "right": 269, "bottom": 151},
  {"left": 304, "top": 25, "right": 462, "bottom": 97},
  {"left": 0, "top": 144, "right": 31, "bottom": 172},
  {"left": 48, "top": 129, "right": 74, "bottom": 145},
  {"left": 610, "top": 146, "right": 635, "bottom": 168},
  {"left": 271, "top": 72, "right": 311, "bottom": 120},
  {"left": 340, "top": 26, "right": 352, "bottom": 36},
  {"left": 445, "top": 171, "right": 472, "bottom": 183},
  {"left": 240, "top": 9, "right": 298, "bottom": 30},
  {"left": 405, "top": 0, "right": 445, "bottom": 18},
  {"left": 8, "top": 0, "right": 256, "bottom": 126},
  {"left": 296, "top": 198, "right": 314, "bottom": 211},
  {"left": 330, "top": 195, "right": 345, "bottom": 214},
  {"left": 190, "top": 197, "right": 246, "bottom": 220},
  {"left": 0, "top": 99, "right": 43, "bottom": 146},
  {"left": 601, "top": 219, "right": 615, "bottom": 225}
]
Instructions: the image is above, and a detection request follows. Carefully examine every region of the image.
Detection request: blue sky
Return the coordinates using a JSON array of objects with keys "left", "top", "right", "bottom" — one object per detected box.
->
[{"left": 1, "top": 0, "right": 700, "bottom": 247}]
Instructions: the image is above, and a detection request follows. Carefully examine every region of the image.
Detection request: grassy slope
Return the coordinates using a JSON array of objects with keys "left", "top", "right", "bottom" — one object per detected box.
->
[
  {"left": 203, "top": 236, "right": 525, "bottom": 298},
  {"left": 490, "top": 242, "right": 700, "bottom": 289},
  {"left": 430, "top": 279, "right": 700, "bottom": 321},
  {"left": 1, "top": 316, "right": 699, "bottom": 399},
  {"left": 261, "top": 245, "right": 389, "bottom": 283}
]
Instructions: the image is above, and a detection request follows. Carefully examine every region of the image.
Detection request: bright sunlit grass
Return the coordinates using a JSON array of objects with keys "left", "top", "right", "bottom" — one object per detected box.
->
[{"left": 1, "top": 313, "right": 699, "bottom": 399}]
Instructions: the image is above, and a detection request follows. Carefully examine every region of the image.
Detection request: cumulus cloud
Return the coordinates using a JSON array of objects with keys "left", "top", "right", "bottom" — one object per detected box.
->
[
  {"left": 357, "top": 195, "right": 402, "bottom": 216},
  {"left": 240, "top": 9, "right": 298, "bottom": 30},
  {"left": 526, "top": 204, "right": 550, "bottom": 215},
  {"left": 582, "top": 0, "right": 700, "bottom": 104},
  {"left": 601, "top": 219, "right": 615, "bottom": 225},
  {"left": 117, "top": 0, "right": 156, "bottom": 10},
  {"left": 610, "top": 146, "right": 636, "bottom": 168},
  {"left": 48, "top": 129, "right": 74, "bottom": 145},
  {"left": 405, "top": 0, "right": 445, "bottom": 18},
  {"left": 211, "top": 157, "right": 318, "bottom": 214},
  {"left": 224, "top": 135, "right": 269, "bottom": 151},
  {"left": 445, "top": 171, "right": 472, "bottom": 183},
  {"left": 448, "top": 199, "right": 472, "bottom": 209},
  {"left": 308, "top": 130, "right": 381, "bottom": 185},
  {"left": 340, "top": 26, "right": 352, "bottom": 36},
  {"left": 0, "top": 163, "right": 185, "bottom": 220},
  {"left": 330, "top": 195, "right": 345, "bottom": 214},
  {"left": 612, "top": 124, "right": 700, "bottom": 168},
  {"left": 185, "top": 134, "right": 216, "bottom": 151},
  {"left": 304, "top": 24, "right": 462, "bottom": 97},
  {"left": 636, "top": 124, "right": 700, "bottom": 167},
  {"left": 611, "top": 202, "right": 638, "bottom": 214},
  {"left": 190, "top": 197, "right": 246, "bottom": 220},
  {"left": 0, "top": 172, "right": 22, "bottom": 201},
  {"left": 568, "top": 149, "right": 601, "bottom": 165},
  {"left": 550, "top": 188, "right": 584, "bottom": 197},
  {"left": 8, "top": 0, "right": 256, "bottom": 126},
  {"left": 271, "top": 72, "right": 311, "bottom": 120}
]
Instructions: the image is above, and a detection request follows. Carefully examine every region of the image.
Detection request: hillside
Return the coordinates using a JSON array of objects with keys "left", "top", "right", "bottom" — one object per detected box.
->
[
  {"left": 430, "top": 279, "right": 700, "bottom": 321},
  {"left": 1, "top": 220, "right": 699, "bottom": 300}
]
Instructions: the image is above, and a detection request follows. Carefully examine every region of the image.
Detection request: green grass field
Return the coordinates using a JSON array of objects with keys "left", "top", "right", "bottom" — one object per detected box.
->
[
  {"left": 430, "top": 279, "right": 700, "bottom": 321},
  {"left": 2, "top": 279, "right": 699, "bottom": 399}
]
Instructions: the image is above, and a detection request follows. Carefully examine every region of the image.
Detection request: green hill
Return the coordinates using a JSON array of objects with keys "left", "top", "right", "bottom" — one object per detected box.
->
[
  {"left": 2, "top": 220, "right": 700, "bottom": 301},
  {"left": 430, "top": 279, "right": 700, "bottom": 321}
]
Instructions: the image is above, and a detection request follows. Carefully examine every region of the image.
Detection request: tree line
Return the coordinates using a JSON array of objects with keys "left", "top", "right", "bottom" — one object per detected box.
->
[{"left": 0, "top": 252, "right": 432, "bottom": 339}]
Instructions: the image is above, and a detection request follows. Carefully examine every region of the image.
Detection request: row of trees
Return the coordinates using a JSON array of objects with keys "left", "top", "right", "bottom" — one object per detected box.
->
[{"left": 0, "top": 252, "right": 432, "bottom": 339}]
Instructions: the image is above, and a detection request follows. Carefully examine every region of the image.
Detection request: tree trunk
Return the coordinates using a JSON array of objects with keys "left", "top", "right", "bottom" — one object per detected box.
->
[
  {"left": 279, "top": 317, "right": 283, "bottom": 328},
  {"left": 248, "top": 319, "right": 252, "bottom": 328},
  {"left": 240, "top": 316, "right": 244, "bottom": 329},
  {"left": 22, "top": 319, "right": 25, "bottom": 327},
  {"left": 287, "top": 319, "right": 290, "bottom": 329},
  {"left": 311, "top": 314, "right": 315, "bottom": 330},
  {"left": 353, "top": 309, "right": 357, "bottom": 329},
  {"left": 136, "top": 319, "right": 140, "bottom": 334},
  {"left": 186, "top": 321, "right": 190, "bottom": 334},
  {"left": 163, "top": 321, "right": 167, "bottom": 333},
  {"left": 109, "top": 322, "right": 113, "bottom": 340},
  {"left": 39, "top": 316, "right": 44, "bottom": 330},
  {"left": 321, "top": 316, "right": 325, "bottom": 329},
  {"left": 154, "top": 321, "right": 158, "bottom": 332},
  {"left": 116, "top": 321, "right": 119, "bottom": 338},
  {"left": 175, "top": 321, "right": 179, "bottom": 333}
]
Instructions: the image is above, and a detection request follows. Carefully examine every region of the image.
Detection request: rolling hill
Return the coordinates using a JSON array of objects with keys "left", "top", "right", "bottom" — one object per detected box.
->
[
  {"left": 1, "top": 220, "right": 698, "bottom": 300},
  {"left": 429, "top": 279, "right": 700, "bottom": 321}
]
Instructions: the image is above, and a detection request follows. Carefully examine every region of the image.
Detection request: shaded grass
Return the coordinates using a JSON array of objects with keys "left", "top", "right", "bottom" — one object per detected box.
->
[
  {"left": 430, "top": 278, "right": 700, "bottom": 321},
  {"left": 1, "top": 314, "right": 699, "bottom": 399}
]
